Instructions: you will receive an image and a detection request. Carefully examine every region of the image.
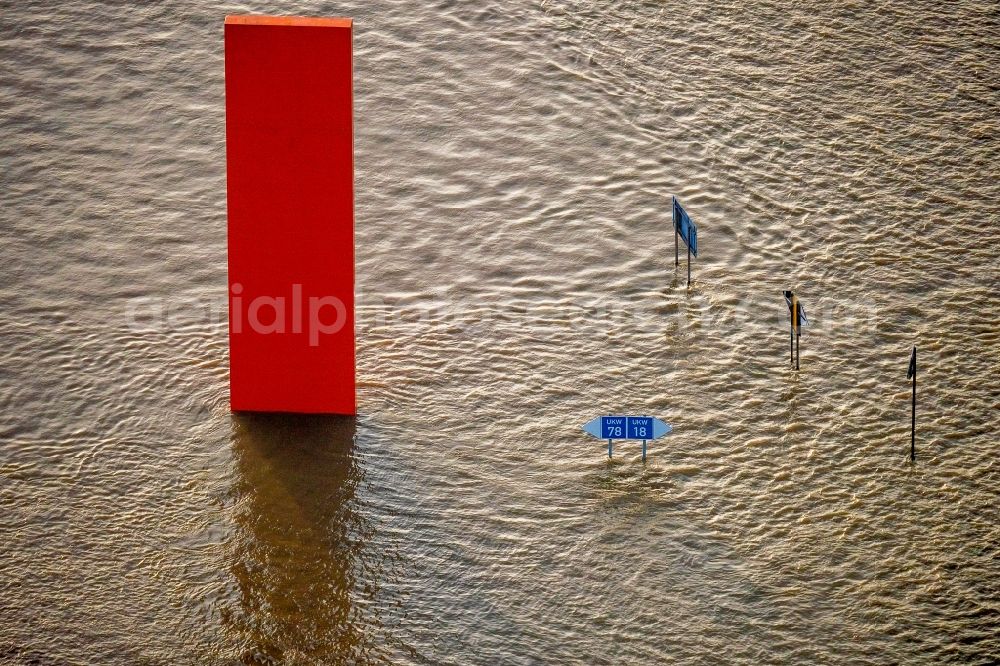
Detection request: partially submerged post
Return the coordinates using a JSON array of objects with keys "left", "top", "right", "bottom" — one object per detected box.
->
[
  {"left": 674, "top": 216, "right": 679, "bottom": 267},
  {"left": 688, "top": 239, "right": 692, "bottom": 286},
  {"left": 795, "top": 300, "right": 800, "bottom": 371},
  {"left": 907, "top": 346, "right": 917, "bottom": 461},
  {"left": 783, "top": 291, "right": 808, "bottom": 370}
]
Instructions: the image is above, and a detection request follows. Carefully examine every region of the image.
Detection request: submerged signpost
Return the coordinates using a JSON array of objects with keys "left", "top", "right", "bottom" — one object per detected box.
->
[
  {"left": 672, "top": 196, "right": 698, "bottom": 287},
  {"left": 783, "top": 291, "right": 808, "bottom": 370},
  {"left": 907, "top": 345, "right": 917, "bottom": 461},
  {"left": 582, "top": 415, "right": 672, "bottom": 461}
]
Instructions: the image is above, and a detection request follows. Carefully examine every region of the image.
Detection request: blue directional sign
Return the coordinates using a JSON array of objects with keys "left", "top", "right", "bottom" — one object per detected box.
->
[
  {"left": 583, "top": 415, "right": 672, "bottom": 441},
  {"left": 672, "top": 196, "right": 697, "bottom": 257},
  {"left": 627, "top": 417, "right": 653, "bottom": 439},
  {"left": 600, "top": 415, "right": 627, "bottom": 439}
]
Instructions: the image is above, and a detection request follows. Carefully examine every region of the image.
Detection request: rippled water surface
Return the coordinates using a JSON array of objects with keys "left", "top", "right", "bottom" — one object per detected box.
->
[{"left": 2, "top": 1, "right": 998, "bottom": 664}]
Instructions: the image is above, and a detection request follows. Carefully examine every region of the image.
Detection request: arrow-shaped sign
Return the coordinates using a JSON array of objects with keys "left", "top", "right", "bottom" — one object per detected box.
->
[{"left": 582, "top": 415, "right": 672, "bottom": 440}]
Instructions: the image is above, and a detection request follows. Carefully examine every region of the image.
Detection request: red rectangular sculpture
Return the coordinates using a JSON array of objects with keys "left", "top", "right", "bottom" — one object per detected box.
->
[{"left": 225, "top": 15, "right": 356, "bottom": 414}]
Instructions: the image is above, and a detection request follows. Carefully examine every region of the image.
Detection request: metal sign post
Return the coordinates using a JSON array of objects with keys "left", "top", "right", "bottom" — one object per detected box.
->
[
  {"left": 907, "top": 346, "right": 917, "bottom": 461},
  {"left": 674, "top": 217, "right": 679, "bottom": 267},
  {"left": 783, "top": 291, "right": 808, "bottom": 371},
  {"left": 784, "top": 291, "right": 795, "bottom": 367},
  {"left": 795, "top": 300, "right": 801, "bottom": 371}
]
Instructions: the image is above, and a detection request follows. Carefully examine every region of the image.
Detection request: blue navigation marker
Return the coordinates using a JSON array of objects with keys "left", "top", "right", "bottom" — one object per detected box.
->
[
  {"left": 672, "top": 196, "right": 698, "bottom": 287},
  {"left": 582, "top": 415, "right": 673, "bottom": 461}
]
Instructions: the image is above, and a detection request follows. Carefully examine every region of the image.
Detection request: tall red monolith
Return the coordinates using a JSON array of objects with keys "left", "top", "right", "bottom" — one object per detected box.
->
[{"left": 225, "top": 15, "right": 355, "bottom": 414}]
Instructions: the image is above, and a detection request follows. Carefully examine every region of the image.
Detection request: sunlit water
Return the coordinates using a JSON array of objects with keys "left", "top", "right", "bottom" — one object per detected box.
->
[{"left": 1, "top": 1, "right": 998, "bottom": 664}]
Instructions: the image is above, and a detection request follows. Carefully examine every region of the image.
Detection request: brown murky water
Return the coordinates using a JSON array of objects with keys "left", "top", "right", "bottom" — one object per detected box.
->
[{"left": 1, "top": 1, "right": 998, "bottom": 663}]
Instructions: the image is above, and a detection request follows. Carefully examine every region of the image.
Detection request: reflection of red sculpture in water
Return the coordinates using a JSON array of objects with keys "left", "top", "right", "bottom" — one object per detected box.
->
[
  {"left": 225, "top": 16, "right": 355, "bottom": 414},
  {"left": 223, "top": 414, "right": 375, "bottom": 661}
]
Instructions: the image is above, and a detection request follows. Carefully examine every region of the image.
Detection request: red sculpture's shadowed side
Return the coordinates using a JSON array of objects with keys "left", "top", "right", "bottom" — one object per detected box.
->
[{"left": 225, "top": 15, "right": 356, "bottom": 414}]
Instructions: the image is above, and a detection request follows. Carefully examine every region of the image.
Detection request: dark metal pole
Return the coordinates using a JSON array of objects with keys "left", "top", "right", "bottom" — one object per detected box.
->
[
  {"left": 675, "top": 225, "right": 679, "bottom": 266},
  {"left": 794, "top": 301, "right": 801, "bottom": 370},
  {"left": 911, "top": 350, "right": 917, "bottom": 461},
  {"left": 642, "top": 440, "right": 647, "bottom": 462},
  {"left": 608, "top": 439, "right": 613, "bottom": 459},
  {"left": 790, "top": 318, "right": 794, "bottom": 366},
  {"left": 687, "top": 243, "right": 691, "bottom": 287}
]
